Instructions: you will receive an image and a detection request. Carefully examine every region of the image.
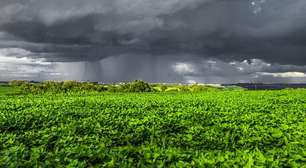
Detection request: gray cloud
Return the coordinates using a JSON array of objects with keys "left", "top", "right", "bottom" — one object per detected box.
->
[
  {"left": 170, "top": 58, "right": 306, "bottom": 83},
  {"left": 0, "top": 0, "right": 306, "bottom": 82},
  {"left": 0, "top": 48, "right": 59, "bottom": 81}
]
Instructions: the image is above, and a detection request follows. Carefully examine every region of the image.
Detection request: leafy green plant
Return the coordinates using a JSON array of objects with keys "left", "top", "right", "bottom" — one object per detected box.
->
[{"left": 2, "top": 84, "right": 306, "bottom": 166}]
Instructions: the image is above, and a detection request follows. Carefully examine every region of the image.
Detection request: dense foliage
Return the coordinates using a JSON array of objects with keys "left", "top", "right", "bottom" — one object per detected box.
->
[
  {"left": 117, "top": 80, "right": 153, "bottom": 92},
  {"left": 1, "top": 90, "right": 306, "bottom": 167},
  {"left": 11, "top": 80, "right": 154, "bottom": 94},
  {"left": 8, "top": 80, "right": 224, "bottom": 94}
]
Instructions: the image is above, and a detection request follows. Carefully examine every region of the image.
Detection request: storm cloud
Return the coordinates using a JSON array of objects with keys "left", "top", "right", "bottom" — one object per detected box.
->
[{"left": 0, "top": 0, "right": 306, "bottom": 82}]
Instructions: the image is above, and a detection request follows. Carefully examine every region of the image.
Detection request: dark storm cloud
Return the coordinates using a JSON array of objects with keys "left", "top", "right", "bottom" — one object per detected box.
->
[
  {"left": 1, "top": 0, "right": 306, "bottom": 82},
  {"left": 0, "top": 0, "right": 211, "bottom": 61},
  {"left": 0, "top": 0, "right": 306, "bottom": 64}
]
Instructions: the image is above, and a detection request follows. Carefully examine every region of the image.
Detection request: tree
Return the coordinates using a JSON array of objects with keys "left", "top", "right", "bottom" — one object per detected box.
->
[{"left": 129, "top": 80, "right": 152, "bottom": 92}]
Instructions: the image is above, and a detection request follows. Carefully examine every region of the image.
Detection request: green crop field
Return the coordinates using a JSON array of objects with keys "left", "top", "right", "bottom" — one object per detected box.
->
[
  {"left": 0, "top": 85, "right": 21, "bottom": 96},
  {"left": 1, "top": 89, "right": 306, "bottom": 167}
]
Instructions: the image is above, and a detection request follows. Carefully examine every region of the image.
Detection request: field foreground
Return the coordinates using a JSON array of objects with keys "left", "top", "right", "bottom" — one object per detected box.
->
[{"left": 1, "top": 90, "right": 306, "bottom": 167}]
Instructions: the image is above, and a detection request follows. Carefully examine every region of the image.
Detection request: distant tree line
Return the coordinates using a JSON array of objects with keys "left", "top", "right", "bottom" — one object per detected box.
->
[
  {"left": 9, "top": 80, "right": 153, "bottom": 94},
  {"left": 8, "top": 80, "right": 224, "bottom": 94}
]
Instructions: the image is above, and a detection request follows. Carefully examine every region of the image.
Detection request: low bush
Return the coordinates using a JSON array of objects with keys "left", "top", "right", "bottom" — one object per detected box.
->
[
  {"left": 160, "top": 85, "right": 167, "bottom": 92},
  {"left": 129, "top": 80, "right": 152, "bottom": 92},
  {"left": 9, "top": 80, "right": 28, "bottom": 86}
]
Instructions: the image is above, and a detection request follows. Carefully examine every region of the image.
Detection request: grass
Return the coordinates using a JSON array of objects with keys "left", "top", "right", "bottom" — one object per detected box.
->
[{"left": 0, "top": 85, "right": 21, "bottom": 96}]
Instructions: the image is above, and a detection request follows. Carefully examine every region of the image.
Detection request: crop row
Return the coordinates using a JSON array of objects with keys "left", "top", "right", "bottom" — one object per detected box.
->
[{"left": 0, "top": 90, "right": 306, "bottom": 167}]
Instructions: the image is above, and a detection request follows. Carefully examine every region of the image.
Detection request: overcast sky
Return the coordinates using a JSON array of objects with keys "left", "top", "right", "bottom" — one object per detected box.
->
[{"left": 0, "top": 0, "right": 306, "bottom": 83}]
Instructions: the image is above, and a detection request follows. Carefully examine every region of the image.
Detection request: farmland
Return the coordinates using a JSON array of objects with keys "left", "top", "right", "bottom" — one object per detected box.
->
[
  {"left": 1, "top": 88, "right": 306, "bottom": 167},
  {"left": 0, "top": 85, "right": 21, "bottom": 95}
]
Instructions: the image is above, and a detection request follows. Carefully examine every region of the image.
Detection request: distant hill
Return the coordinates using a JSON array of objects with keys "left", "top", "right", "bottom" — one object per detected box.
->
[{"left": 222, "top": 83, "right": 306, "bottom": 90}]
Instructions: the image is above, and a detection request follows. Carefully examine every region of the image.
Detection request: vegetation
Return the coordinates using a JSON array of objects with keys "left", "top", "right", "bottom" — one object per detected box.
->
[
  {"left": 117, "top": 80, "right": 153, "bottom": 92},
  {"left": 152, "top": 84, "right": 223, "bottom": 93},
  {"left": 0, "top": 85, "right": 22, "bottom": 96},
  {"left": 160, "top": 85, "right": 167, "bottom": 92},
  {"left": 1, "top": 89, "right": 306, "bottom": 167},
  {"left": 9, "top": 80, "right": 28, "bottom": 86},
  {"left": 7, "top": 80, "right": 225, "bottom": 94},
  {"left": 16, "top": 81, "right": 107, "bottom": 94}
]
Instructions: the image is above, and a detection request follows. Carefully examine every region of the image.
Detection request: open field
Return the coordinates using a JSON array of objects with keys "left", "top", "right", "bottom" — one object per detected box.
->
[
  {"left": 0, "top": 85, "right": 21, "bottom": 96},
  {"left": 1, "top": 89, "right": 306, "bottom": 167}
]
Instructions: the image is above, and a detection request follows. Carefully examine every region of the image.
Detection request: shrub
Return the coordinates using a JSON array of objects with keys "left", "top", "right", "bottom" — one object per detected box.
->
[
  {"left": 80, "top": 82, "right": 97, "bottom": 91},
  {"left": 42, "top": 81, "right": 62, "bottom": 92},
  {"left": 129, "top": 80, "right": 152, "bottom": 92},
  {"left": 96, "top": 85, "right": 108, "bottom": 92},
  {"left": 178, "top": 86, "right": 191, "bottom": 92},
  {"left": 118, "top": 83, "right": 131, "bottom": 92},
  {"left": 62, "top": 81, "right": 81, "bottom": 91},
  {"left": 9, "top": 80, "right": 28, "bottom": 86},
  {"left": 160, "top": 85, "right": 167, "bottom": 92}
]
